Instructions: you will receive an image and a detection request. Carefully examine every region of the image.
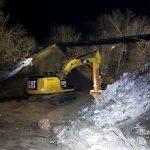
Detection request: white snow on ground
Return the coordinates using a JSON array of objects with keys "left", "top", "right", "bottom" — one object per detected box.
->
[
  {"left": 82, "top": 64, "right": 150, "bottom": 127},
  {"left": 57, "top": 63, "right": 150, "bottom": 150},
  {"left": 0, "top": 58, "right": 32, "bottom": 82}
]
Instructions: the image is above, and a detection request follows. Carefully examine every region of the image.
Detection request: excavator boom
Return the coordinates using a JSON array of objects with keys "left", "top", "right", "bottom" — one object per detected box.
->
[{"left": 89, "top": 51, "right": 103, "bottom": 103}]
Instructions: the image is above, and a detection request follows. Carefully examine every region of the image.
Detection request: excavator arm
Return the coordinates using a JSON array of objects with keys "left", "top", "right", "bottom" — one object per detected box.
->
[
  {"left": 59, "top": 57, "right": 95, "bottom": 80},
  {"left": 90, "top": 51, "right": 103, "bottom": 103},
  {"left": 59, "top": 50, "right": 102, "bottom": 98}
]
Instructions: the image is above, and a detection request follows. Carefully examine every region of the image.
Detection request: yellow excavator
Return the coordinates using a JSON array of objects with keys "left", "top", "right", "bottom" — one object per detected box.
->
[{"left": 27, "top": 50, "right": 102, "bottom": 104}]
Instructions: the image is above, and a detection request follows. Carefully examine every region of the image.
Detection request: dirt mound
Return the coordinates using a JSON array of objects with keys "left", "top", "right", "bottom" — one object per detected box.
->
[
  {"left": 68, "top": 64, "right": 93, "bottom": 92},
  {"left": 33, "top": 44, "right": 66, "bottom": 74}
]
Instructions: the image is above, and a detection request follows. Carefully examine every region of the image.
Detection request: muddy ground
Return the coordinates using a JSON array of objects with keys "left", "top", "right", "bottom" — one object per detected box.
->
[{"left": 0, "top": 93, "right": 93, "bottom": 150}]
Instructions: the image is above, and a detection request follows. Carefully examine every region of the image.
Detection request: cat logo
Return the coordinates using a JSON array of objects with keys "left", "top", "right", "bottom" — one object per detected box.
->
[{"left": 28, "top": 80, "right": 37, "bottom": 90}]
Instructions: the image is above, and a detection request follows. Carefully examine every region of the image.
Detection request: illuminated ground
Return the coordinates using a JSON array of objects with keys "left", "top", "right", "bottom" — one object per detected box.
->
[{"left": 0, "top": 93, "right": 92, "bottom": 150}]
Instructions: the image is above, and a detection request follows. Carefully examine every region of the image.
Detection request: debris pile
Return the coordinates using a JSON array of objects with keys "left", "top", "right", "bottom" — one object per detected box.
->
[{"left": 57, "top": 63, "right": 150, "bottom": 150}]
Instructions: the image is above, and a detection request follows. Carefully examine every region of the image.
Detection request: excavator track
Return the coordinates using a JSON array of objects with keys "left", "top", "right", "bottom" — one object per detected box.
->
[{"left": 28, "top": 92, "right": 81, "bottom": 105}]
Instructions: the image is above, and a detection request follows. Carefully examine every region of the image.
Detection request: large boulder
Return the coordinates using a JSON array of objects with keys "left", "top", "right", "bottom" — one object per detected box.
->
[{"left": 32, "top": 44, "right": 66, "bottom": 74}]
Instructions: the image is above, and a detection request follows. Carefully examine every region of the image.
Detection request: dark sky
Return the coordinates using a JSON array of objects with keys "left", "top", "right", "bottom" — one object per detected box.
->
[{"left": 3, "top": 0, "right": 150, "bottom": 43}]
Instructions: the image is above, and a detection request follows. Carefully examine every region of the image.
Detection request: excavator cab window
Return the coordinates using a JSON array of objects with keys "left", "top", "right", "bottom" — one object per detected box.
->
[
  {"left": 43, "top": 72, "right": 56, "bottom": 77},
  {"left": 81, "top": 59, "right": 90, "bottom": 64}
]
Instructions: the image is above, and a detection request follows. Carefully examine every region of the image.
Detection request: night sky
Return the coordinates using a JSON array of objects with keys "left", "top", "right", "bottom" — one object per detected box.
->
[{"left": 3, "top": 0, "right": 150, "bottom": 44}]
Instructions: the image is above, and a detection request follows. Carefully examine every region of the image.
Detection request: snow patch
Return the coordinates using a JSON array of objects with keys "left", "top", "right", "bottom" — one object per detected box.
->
[
  {"left": 82, "top": 64, "right": 150, "bottom": 127},
  {"left": 0, "top": 58, "right": 32, "bottom": 81},
  {"left": 57, "top": 63, "right": 150, "bottom": 150}
]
